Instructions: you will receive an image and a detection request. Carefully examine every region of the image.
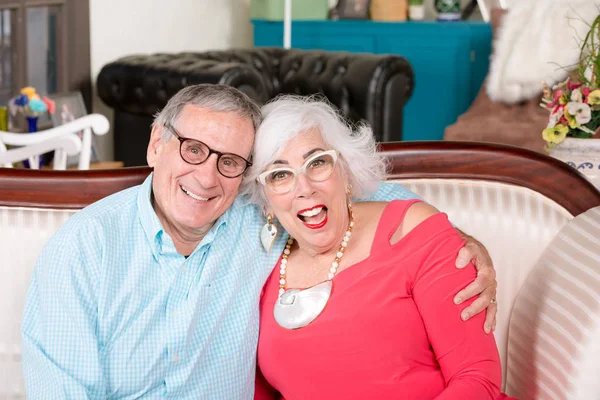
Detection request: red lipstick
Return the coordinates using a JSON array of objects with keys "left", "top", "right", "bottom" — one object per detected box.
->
[
  {"left": 304, "top": 214, "right": 328, "bottom": 229},
  {"left": 297, "top": 204, "right": 326, "bottom": 214},
  {"left": 297, "top": 204, "right": 328, "bottom": 230}
]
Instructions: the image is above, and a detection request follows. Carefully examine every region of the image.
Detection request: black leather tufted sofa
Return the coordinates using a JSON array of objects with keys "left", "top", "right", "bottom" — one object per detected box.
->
[{"left": 97, "top": 48, "right": 414, "bottom": 166}]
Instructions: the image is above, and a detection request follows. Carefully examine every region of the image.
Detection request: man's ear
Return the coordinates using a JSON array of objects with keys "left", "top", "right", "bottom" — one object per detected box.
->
[{"left": 147, "top": 125, "right": 165, "bottom": 167}]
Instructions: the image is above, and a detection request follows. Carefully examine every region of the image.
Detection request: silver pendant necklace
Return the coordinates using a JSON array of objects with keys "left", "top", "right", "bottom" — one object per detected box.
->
[{"left": 273, "top": 207, "right": 355, "bottom": 330}]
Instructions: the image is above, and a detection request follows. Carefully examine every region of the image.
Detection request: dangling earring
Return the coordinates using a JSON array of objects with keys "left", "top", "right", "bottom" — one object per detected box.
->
[
  {"left": 261, "top": 213, "right": 278, "bottom": 252},
  {"left": 346, "top": 184, "right": 353, "bottom": 212}
]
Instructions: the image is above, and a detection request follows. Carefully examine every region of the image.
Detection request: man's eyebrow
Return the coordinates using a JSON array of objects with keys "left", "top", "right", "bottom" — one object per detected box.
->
[{"left": 271, "top": 148, "right": 326, "bottom": 165}]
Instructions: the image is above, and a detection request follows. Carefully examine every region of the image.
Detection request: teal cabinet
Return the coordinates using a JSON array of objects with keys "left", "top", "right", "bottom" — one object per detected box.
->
[{"left": 252, "top": 20, "right": 492, "bottom": 141}]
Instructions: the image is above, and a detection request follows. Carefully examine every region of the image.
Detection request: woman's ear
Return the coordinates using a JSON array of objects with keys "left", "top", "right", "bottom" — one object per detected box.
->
[
  {"left": 342, "top": 173, "right": 352, "bottom": 194},
  {"left": 264, "top": 205, "right": 274, "bottom": 217}
]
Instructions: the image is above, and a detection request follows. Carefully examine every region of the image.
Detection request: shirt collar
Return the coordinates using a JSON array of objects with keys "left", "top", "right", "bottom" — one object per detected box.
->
[
  {"left": 137, "top": 173, "right": 230, "bottom": 258},
  {"left": 137, "top": 173, "right": 164, "bottom": 257}
]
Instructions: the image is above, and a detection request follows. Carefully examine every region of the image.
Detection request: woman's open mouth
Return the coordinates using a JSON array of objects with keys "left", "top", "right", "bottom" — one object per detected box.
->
[{"left": 297, "top": 205, "right": 328, "bottom": 229}]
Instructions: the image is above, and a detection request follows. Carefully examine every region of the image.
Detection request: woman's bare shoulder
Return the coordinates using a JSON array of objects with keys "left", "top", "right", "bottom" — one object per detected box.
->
[
  {"left": 353, "top": 201, "right": 392, "bottom": 225},
  {"left": 390, "top": 201, "right": 440, "bottom": 245}
]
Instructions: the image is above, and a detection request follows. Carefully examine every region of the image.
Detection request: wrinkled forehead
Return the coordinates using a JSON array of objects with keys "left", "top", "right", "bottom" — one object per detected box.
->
[{"left": 176, "top": 105, "right": 255, "bottom": 154}]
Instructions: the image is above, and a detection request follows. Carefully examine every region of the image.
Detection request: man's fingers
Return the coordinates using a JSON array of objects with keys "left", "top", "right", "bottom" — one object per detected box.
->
[
  {"left": 455, "top": 245, "right": 474, "bottom": 269},
  {"left": 455, "top": 265, "right": 496, "bottom": 303},
  {"left": 483, "top": 303, "right": 498, "bottom": 334},
  {"left": 454, "top": 277, "right": 485, "bottom": 304},
  {"left": 460, "top": 295, "right": 488, "bottom": 321}
]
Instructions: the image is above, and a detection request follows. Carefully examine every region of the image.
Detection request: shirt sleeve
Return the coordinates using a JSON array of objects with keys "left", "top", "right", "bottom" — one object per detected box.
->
[
  {"left": 410, "top": 216, "right": 502, "bottom": 399},
  {"left": 21, "top": 221, "right": 106, "bottom": 399},
  {"left": 364, "top": 181, "right": 422, "bottom": 202}
]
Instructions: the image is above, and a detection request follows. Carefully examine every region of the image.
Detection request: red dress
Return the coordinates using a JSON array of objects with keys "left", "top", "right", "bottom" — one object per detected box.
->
[{"left": 256, "top": 200, "right": 514, "bottom": 400}]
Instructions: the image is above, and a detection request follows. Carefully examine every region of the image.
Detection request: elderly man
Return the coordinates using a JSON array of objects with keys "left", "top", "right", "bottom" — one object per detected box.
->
[{"left": 22, "top": 84, "right": 497, "bottom": 399}]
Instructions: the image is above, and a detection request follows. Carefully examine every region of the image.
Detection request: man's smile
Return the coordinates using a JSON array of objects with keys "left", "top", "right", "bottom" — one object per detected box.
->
[{"left": 180, "top": 185, "right": 213, "bottom": 201}]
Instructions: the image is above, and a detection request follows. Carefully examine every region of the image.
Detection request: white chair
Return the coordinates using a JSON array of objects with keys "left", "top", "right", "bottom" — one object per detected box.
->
[
  {"left": 0, "top": 135, "right": 82, "bottom": 170},
  {"left": 0, "top": 113, "right": 109, "bottom": 170}
]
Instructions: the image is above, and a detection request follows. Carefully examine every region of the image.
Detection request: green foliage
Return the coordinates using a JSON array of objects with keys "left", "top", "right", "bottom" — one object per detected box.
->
[
  {"left": 574, "top": 105, "right": 600, "bottom": 138},
  {"left": 577, "top": 13, "right": 600, "bottom": 86}
]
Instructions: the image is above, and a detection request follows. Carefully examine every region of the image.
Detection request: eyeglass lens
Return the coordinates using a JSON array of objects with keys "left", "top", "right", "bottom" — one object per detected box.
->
[
  {"left": 265, "top": 152, "right": 336, "bottom": 193},
  {"left": 180, "top": 139, "right": 247, "bottom": 177}
]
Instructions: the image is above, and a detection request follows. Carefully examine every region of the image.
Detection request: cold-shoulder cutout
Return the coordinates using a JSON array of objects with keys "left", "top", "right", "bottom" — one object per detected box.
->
[{"left": 390, "top": 202, "right": 441, "bottom": 246}]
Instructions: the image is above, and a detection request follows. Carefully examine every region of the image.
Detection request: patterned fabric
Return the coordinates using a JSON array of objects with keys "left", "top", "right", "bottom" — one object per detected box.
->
[
  {"left": 506, "top": 206, "right": 600, "bottom": 400},
  {"left": 20, "top": 175, "right": 415, "bottom": 399}
]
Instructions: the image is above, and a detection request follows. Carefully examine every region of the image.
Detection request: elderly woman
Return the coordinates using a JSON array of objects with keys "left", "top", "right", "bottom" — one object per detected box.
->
[{"left": 242, "top": 96, "right": 513, "bottom": 400}]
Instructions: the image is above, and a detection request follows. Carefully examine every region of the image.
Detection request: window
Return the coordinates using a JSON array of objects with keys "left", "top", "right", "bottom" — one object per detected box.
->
[{"left": 0, "top": 0, "right": 90, "bottom": 109}]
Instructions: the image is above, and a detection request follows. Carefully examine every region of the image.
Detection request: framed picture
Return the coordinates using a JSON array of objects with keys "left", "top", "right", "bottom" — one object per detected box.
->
[
  {"left": 49, "top": 91, "right": 100, "bottom": 166},
  {"left": 336, "top": 0, "right": 371, "bottom": 20}
]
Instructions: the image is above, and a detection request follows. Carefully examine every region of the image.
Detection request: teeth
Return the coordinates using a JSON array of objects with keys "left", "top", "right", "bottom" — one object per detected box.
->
[
  {"left": 299, "top": 207, "right": 323, "bottom": 217},
  {"left": 181, "top": 186, "right": 209, "bottom": 201}
]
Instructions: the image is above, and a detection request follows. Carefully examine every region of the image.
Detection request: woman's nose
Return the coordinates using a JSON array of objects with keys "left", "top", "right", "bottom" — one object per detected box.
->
[{"left": 294, "top": 172, "right": 315, "bottom": 198}]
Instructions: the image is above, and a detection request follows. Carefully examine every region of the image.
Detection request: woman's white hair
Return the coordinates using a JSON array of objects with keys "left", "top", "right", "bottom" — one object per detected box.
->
[{"left": 241, "top": 94, "right": 388, "bottom": 208}]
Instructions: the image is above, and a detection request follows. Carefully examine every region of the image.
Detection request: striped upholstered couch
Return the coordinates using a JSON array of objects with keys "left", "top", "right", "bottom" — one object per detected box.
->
[{"left": 2, "top": 142, "right": 600, "bottom": 399}]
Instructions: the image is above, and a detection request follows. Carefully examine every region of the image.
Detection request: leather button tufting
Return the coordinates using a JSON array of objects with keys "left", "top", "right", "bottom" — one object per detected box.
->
[
  {"left": 312, "top": 60, "right": 325, "bottom": 74},
  {"left": 96, "top": 49, "right": 414, "bottom": 167}
]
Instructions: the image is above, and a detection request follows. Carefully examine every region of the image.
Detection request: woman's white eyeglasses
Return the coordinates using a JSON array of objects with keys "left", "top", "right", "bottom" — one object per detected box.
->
[{"left": 257, "top": 150, "right": 339, "bottom": 194}]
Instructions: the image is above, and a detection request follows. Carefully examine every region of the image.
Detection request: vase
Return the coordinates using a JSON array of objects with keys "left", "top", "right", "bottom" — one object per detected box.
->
[
  {"left": 369, "top": 0, "right": 408, "bottom": 22},
  {"left": 435, "top": 0, "right": 461, "bottom": 21},
  {"left": 549, "top": 137, "right": 600, "bottom": 188},
  {"left": 26, "top": 115, "right": 38, "bottom": 133},
  {"left": 409, "top": 5, "right": 425, "bottom": 20},
  {"left": 23, "top": 115, "right": 42, "bottom": 169}
]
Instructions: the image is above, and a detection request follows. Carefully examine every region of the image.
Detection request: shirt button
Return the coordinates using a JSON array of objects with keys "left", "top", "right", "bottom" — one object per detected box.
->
[
  {"left": 181, "top": 266, "right": 187, "bottom": 273},
  {"left": 172, "top": 311, "right": 179, "bottom": 317},
  {"left": 173, "top": 355, "right": 179, "bottom": 363}
]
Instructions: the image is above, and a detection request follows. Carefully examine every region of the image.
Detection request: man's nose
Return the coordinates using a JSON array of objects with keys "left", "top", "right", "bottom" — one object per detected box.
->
[{"left": 193, "top": 154, "right": 220, "bottom": 188}]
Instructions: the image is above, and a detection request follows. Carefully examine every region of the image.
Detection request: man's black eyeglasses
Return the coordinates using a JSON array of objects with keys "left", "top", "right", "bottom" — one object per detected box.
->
[{"left": 165, "top": 123, "right": 252, "bottom": 179}]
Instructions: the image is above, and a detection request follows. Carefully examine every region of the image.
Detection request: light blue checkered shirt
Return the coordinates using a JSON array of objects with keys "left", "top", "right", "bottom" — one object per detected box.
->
[{"left": 21, "top": 174, "right": 416, "bottom": 399}]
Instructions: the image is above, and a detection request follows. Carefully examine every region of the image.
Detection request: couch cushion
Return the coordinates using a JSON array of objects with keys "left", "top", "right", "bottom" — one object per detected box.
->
[
  {"left": 506, "top": 206, "right": 600, "bottom": 399},
  {"left": 393, "top": 178, "right": 574, "bottom": 387},
  {"left": 0, "top": 206, "right": 76, "bottom": 398},
  {"left": 0, "top": 178, "right": 578, "bottom": 396}
]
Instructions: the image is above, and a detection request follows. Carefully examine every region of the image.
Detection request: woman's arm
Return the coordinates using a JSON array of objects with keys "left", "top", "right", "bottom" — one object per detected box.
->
[
  {"left": 370, "top": 182, "right": 498, "bottom": 333},
  {"left": 403, "top": 203, "right": 502, "bottom": 399}
]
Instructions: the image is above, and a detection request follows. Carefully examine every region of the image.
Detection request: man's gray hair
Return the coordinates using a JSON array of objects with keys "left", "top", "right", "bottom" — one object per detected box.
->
[
  {"left": 152, "top": 84, "right": 262, "bottom": 141},
  {"left": 241, "top": 94, "right": 389, "bottom": 208}
]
